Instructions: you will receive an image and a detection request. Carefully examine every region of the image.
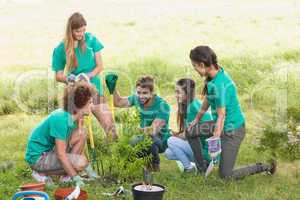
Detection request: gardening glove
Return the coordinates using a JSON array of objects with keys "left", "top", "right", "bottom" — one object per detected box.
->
[
  {"left": 105, "top": 73, "right": 118, "bottom": 94},
  {"left": 72, "top": 175, "right": 85, "bottom": 187},
  {"left": 75, "top": 73, "right": 90, "bottom": 83},
  {"left": 87, "top": 72, "right": 93, "bottom": 79},
  {"left": 67, "top": 74, "right": 76, "bottom": 84}
]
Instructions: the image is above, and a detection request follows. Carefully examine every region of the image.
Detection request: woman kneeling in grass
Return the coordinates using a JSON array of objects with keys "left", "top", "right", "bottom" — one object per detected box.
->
[
  {"left": 188, "top": 45, "right": 276, "bottom": 179},
  {"left": 165, "top": 78, "right": 217, "bottom": 172},
  {"left": 25, "top": 82, "right": 98, "bottom": 186}
]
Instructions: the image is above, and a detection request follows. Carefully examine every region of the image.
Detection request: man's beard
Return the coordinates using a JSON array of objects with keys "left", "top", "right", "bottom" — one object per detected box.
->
[{"left": 139, "top": 97, "right": 151, "bottom": 105}]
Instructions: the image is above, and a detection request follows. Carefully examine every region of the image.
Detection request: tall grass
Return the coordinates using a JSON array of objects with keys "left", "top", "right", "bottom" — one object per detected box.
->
[
  {"left": 0, "top": 78, "right": 58, "bottom": 115},
  {"left": 0, "top": 79, "right": 20, "bottom": 115},
  {"left": 2, "top": 50, "right": 299, "bottom": 117}
]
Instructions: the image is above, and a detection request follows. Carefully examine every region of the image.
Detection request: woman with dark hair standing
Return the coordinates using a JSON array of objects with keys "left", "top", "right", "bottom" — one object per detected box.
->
[
  {"left": 188, "top": 46, "right": 276, "bottom": 179},
  {"left": 51, "top": 12, "right": 118, "bottom": 140}
]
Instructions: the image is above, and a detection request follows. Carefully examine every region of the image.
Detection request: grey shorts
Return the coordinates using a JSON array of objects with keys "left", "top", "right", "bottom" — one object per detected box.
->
[{"left": 31, "top": 151, "right": 85, "bottom": 173}]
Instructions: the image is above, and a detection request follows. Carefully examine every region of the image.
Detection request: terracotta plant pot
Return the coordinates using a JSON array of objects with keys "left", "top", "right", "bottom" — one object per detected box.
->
[
  {"left": 20, "top": 183, "right": 45, "bottom": 191},
  {"left": 20, "top": 183, "right": 45, "bottom": 198},
  {"left": 54, "top": 187, "right": 88, "bottom": 200},
  {"left": 132, "top": 183, "right": 165, "bottom": 200}
]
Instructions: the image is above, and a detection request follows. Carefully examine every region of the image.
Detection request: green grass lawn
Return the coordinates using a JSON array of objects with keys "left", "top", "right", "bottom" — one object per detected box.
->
[
  {"left": 0, "top": 0, "right": 300, "bottom": 199},
  {"left": 0, "top": 113, "right": 299, "bottom": 200}
]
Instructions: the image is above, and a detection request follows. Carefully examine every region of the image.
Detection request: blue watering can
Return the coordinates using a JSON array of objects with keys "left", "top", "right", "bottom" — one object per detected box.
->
[{"left": 12, "top": 191, "right": 50, "bottom": 200}]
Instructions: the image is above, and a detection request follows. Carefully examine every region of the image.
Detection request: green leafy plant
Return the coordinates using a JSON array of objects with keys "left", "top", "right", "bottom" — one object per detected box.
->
[
  {"left": 284, "top": 118, "right": 300, "bottom": 161},
  {"left": 287, "top": 106, "right": 300, "bottom": 122},
  {"left": 257, "top": 116, "right": 300, "bottom": 162},
  {"left": 91, "top": 108, "right": 152, "bottom": 183}
]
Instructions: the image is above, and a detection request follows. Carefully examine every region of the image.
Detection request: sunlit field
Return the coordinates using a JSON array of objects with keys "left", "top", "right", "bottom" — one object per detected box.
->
[{"left": 0, "top": 0, "right": 299, "bottom": 199}]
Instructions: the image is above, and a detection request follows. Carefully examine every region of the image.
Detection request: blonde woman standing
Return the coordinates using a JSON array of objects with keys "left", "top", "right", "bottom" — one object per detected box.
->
[{"left": 52, "top": 12, "right": 117, "bottom": 139}]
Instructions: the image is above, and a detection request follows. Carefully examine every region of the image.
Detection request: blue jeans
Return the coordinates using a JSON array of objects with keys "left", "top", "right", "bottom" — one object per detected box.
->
[{"left": 164, "top": 136, "right": 194, "bottom": 170}]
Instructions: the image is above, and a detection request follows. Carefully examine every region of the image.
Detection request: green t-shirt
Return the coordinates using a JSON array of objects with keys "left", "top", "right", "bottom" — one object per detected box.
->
[
  {"left": 206, "top": 68, "right": 245, "bottom": 132},
  {"left": 185, "top": 99, "right": 213, "bottom": 162},
  {"left": 185, "top": 99, "right": 213, "bottom": 127},
  {"left": 25, "top": 109, "right": 77, "bottom": 165},
  {"left": 51, "top": 32, "right": 104, "bottom": 95},
  {"left": 128, "top": 94, "right": 171, "bottom": 150}
]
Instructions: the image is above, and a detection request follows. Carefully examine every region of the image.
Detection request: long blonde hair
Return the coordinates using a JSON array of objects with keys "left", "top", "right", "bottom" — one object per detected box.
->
[{"left": 64, "top": 12, "right": 87, "bottom": 73}]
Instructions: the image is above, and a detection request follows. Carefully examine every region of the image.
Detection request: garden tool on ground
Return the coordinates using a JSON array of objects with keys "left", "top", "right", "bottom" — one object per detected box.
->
[{"left": 102, "top": 186, "right": 132, "bottom": 197}]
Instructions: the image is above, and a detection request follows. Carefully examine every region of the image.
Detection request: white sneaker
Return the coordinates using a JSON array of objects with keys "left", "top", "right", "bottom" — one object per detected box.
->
[
  {"left": 176, "top": 161, "right": 184, "bottom": 172},
  {"left": 32, "top": 171, "right": 53, "bottom": 186},
  {"left": 32, "top": 171, "right": 46, "bottom": 182},
  {"left": 191, "top": 162, "right": 198, "bottom": 172}
]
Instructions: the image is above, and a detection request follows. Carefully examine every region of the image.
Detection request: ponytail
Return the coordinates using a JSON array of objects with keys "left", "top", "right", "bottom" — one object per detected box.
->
[{"left": 190, "top": 46, "right": 219, "bottom": 96}]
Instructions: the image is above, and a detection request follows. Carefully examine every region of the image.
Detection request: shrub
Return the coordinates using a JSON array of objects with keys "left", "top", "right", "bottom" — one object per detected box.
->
[
  {"left": 89, "top": 108, "right": 152, "bottom": 183},
  {"left": 0, "top": 80, "right": 21, "bottom": 115},
  {"left": 0, "top": 78, "right": 59, "bottom": 115},
  {"left": 256, "top": 116, "right": 300, "bottom": 162},
  {"left": 18, "top": 78, "right": 58, "bottom": 114},
  {"left": 287, "top": 106, "right": 300, "bottom": 122}
]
